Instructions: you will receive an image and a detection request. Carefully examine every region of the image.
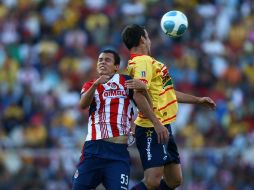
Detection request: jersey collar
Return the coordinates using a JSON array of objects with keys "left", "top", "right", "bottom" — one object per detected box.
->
[{"left": 130, "top": 53, "right": 144, "bottom": 59}]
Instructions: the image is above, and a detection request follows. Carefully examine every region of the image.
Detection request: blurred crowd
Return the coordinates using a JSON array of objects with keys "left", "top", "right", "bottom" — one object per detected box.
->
[{"left": 0, "top": 0, "right": 254, "bottom": 189}]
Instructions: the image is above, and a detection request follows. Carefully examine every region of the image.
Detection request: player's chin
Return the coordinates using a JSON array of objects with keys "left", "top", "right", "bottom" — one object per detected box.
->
[{"left": 98, "top": 70, "right": 107, "bottom": 75}]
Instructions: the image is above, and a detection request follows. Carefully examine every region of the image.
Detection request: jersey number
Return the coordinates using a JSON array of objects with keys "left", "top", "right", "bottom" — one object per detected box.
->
[{"left": 120, "top": 174, "right": 128, "bottom": 188}]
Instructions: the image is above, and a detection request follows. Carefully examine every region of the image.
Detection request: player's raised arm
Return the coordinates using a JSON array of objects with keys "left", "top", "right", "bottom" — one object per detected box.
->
[{"left": 175, "top": 90, "right": 216, "bottom": 109}]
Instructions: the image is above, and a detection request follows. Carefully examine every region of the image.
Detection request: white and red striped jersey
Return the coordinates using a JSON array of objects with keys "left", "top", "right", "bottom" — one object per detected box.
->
[{"left": 81, "top": 74, "right": 136, "bottom": 141}]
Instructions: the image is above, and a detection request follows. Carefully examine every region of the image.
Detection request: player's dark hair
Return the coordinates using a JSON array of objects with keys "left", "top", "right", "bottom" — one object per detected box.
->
[
  {"left": 121, "top": 24, "right": 146, "bottom": 50},
  {"left": 101, "top": 49, "right": 120, "bottom": 66}
]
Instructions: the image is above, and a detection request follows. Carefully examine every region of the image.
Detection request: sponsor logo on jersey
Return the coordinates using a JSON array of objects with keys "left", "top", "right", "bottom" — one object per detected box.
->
[
  {"left": 103, "top": 90, "right": 127, "bottom": 98},
  {"left": 104, "top": 82, "right": 127, "bottom": 98},
  {"left": 146, "top": 130, "right": 153, "bottom": 161}
]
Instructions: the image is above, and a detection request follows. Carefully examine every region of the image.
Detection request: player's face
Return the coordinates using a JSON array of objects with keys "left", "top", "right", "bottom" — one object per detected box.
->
[
  {"left": 97, "top": 53, "right": 119, "bottom": 76},
  {"left": 144, "top": 30, "right": 151, "bottom": 55}
]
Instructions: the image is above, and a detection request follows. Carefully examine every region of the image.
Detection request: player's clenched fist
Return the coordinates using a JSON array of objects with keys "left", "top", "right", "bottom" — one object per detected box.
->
[
  {"left": 154, "top": 122, "right": 169, "bottom": 144},
  {"left": 198, "top": 97, "right": 216, "bottom": 110}
]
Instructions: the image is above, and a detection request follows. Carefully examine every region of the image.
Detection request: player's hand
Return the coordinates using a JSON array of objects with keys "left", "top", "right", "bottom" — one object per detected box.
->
[
  {"left": 94, "top": 75, "right": 110, "bottom": 86},
  {"left": 125, "top": 79, "right": 147, "bottom": 91},
  {"left": 154, "top": 123, "right": 169, "bottom": 144},
  {"left": 198, "top": 97, "right": 216, "bottom": 110}
]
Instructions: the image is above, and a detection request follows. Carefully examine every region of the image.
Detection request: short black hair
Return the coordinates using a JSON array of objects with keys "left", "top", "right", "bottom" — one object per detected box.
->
[
  {"left": 121, "top": 24, "right": 146, "bottom": 50},
  {"left": 101, "top": 49, "right": 120, "bottom": 65}
]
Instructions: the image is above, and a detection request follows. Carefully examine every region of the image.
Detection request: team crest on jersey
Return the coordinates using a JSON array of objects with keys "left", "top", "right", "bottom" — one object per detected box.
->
[{"left": 107, "top": 82, "right": 119, "bottom": 90}]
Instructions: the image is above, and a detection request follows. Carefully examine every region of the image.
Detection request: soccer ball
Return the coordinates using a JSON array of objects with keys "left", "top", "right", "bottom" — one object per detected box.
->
[{"left": 160, "top": 10, "right": 188, "bottom": 37}]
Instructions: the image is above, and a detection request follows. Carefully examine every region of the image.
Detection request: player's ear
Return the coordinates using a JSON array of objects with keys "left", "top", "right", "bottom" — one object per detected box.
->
[{"left": 140, "top": 36, "right": 146, "bottom": 45}]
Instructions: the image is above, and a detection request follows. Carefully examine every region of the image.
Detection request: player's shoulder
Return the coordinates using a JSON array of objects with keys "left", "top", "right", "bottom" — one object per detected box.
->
[
  {"left": 81, "top": 79, "right": 96, "bottom": 94},
  {"left": 130, "top": 55, "right": 154, "bottom": 66},
  {"left": 119, "top": 74, "right": 132, "bottom": 81},
  {"left": 83, "top": 79, "right": 95, "bottom": 86},
  {"left": 82, "top": 79, "right": 96, "bottom": 89},
  {"left": 135, "top": 55, "right": 153, "bottom": 61}
]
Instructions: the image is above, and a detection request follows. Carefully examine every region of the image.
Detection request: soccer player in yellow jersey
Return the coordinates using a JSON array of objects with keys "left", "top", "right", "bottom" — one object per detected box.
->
[{"left": 122, "top": 24, "right": 216, "bottom": 190}]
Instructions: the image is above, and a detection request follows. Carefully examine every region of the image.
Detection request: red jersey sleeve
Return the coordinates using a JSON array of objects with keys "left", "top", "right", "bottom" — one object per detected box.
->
[{"left": 80, "top": 81, "right": 94, "bottom": 95}]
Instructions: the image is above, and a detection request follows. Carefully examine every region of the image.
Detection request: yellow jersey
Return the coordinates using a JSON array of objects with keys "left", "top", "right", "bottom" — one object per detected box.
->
[{"left": 127, "top": 54, "right": 178, "bottom": 127}]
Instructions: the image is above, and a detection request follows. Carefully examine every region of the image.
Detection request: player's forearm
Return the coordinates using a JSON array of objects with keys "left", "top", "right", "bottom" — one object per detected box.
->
[
  {"left": 80, "top": 83, "right": 97, "bottom": 109},
  {"left": 175, "top": 90, "right": 200, "bottom": 104},
  {"left": 142, "top": 90, "right": 153, "bottom": 108},
  {"left": 134, "top": 91, "right": 160, "bottom": 125}
]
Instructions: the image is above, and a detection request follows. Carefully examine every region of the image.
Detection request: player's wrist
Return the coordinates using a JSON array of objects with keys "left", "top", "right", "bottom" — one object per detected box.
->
[
  {"left": 197, "top": 97, "right": 203, "bottom": 104},
  {"left": 152, "top": 119, "right": 162, "bottom": 127},
  {"left": 93, "top": 82, "right": 99, "bottom": 88}
]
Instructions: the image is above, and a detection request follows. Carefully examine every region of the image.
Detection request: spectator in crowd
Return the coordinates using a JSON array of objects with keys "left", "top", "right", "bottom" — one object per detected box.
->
[{"left": 0, "top": 0, "right": 253, "bottom": 189}]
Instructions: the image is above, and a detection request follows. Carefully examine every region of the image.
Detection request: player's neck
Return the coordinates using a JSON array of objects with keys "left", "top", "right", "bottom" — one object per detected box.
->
[
  {"left": 99, "top": 72, "right": 116, "bottom": 79},
  {"left": 130, "top": 46, "right": 148, "bottom": 55}
]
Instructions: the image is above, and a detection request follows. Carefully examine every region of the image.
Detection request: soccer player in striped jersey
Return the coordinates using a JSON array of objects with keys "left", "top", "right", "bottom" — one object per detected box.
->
[
  {"left": 122, "top": 24, "right": 216, "bottom": 190},
  {"left": 72, "top": 49, "right": 154, "bottom": 190}
]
